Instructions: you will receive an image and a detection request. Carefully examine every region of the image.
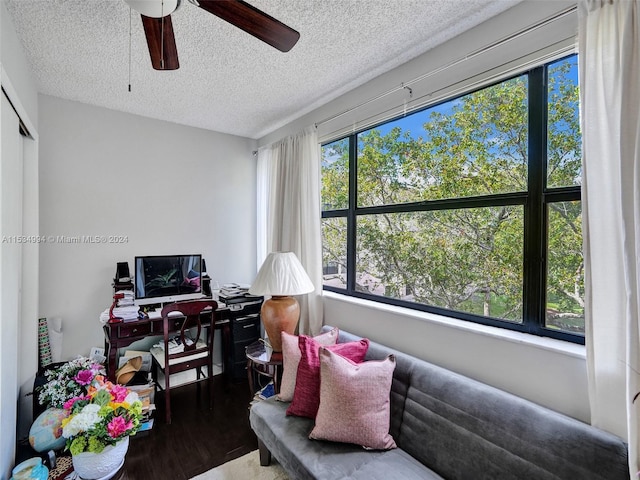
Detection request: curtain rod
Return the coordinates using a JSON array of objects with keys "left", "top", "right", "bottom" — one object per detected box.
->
[
  {"left": 320, "top": 41, "right": 574, "bottom": 143},
  {"left": 314, "top": 5, "right": 577, "bottom": 129}
]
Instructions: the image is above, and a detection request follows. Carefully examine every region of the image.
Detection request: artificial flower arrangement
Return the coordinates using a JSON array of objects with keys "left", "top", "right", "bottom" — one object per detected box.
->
[
  {"left": 61, "top": 376, "right": 143, "bottom": 455},
  {"left": 37, "top": 357, "right": 106, "bottom": 408},
  {"left": 36, "top": 356, "right": 143, "bottom": 455}
]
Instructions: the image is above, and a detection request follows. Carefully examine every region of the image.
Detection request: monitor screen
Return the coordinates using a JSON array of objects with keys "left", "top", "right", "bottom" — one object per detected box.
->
[{"left": 134, "top": 254, "right": 203, "bottom": 305}]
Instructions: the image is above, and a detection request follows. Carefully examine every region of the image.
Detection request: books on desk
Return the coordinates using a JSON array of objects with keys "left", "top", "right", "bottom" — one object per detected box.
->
[
  {"left": 221, "top": 295, "right": 263, "bottom": 305},
  {"left": 99, "top": 290, "right": 139, "bottom": 323},
  {"left": 219, "top": 283, "right": 248, "bottom": 300},
  {"left": 218, "top": 287, "right": 263, "bottom": 304},
  {"left": 115, "top": 291, "right": 135, "bottom": 307},
  {"left": 99, "top": 305, "right": 140, "bottom": 323}
]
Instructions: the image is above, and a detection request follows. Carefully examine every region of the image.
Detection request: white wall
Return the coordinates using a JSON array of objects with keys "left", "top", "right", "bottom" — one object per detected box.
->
[
  {"left": 324, "top": 293, "right": 588, "bottom": 422},
  {"left": 38, "top": 95, "right": 257, "bottom": 360},
  {"left": 259, "top": 1, "right": 592, "bottom": 424}
]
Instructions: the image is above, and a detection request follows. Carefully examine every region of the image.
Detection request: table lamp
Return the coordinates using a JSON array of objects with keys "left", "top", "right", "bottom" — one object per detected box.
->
[
  {"left": 248, "top": 252, "right": 314, "bottom": 352},
  {"left": 108, "top": 292, "right": 124, "bottom": 324}
]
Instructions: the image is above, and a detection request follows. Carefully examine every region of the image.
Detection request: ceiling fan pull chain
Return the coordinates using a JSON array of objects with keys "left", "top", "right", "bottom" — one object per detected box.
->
[
  {"left": 160, "top": 0, "right": 165, "bottom": 70},
  {"left": 128, "top": 6, "right": 132, "bottom": 92}
]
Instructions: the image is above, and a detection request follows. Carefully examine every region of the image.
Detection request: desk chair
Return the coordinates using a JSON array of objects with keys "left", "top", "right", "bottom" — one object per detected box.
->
[{"left": 150, "top": 299, "right": 218, "bottom": 424}]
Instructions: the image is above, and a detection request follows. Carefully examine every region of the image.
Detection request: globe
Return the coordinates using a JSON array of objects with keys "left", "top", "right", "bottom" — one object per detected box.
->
[{"left": 29, "top": 408, "right": 68, "bottom": 452}]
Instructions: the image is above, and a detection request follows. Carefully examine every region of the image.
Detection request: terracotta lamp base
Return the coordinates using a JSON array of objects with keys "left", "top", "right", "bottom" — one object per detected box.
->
[{"left": 261, "top": 295, "right": 300, "bottom": 352}]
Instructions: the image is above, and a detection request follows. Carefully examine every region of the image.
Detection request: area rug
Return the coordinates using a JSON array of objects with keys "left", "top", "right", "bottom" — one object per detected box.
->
[{"left": 190, "top": 450, "right": 288, "bottom": 480}]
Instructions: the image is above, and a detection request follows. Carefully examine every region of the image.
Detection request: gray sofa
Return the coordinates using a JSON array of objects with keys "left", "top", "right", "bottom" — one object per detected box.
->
[{"left": 249, "top": 327, "right": 629, "bottom": 480}]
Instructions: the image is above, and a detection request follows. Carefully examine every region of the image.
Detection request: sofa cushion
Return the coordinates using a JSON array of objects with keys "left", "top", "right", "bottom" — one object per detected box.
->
[
  {"left": 251, "top": 329, "right": 630, "bottom": 480},
  {"left": 278, "top": 328, "right": 339, "bottom": 402},
  {"left": 287, "top": 337, "right": 369, "bottom": 418},
  {"left": 344, "top": 449, "right": 445, "bottom": 480},
  {"left": 250, "top": 397, "right": 444, "bottom": 480},
  {"left": 309, "top": 348, "right": 397, "bottom": 450},
  {"left": 329, "top": 327, "right": 630, "bottom": 480}
]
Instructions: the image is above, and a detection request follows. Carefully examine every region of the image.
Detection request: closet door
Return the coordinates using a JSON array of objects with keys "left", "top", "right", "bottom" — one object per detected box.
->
[{"left": 0, "top": 92, "right": 24, "bottom": 476}]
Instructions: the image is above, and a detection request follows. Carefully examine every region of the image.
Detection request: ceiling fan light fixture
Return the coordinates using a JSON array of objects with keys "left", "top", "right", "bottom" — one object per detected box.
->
[
  {"left": 124, "top": 0, "right": 181, "bottom": 18},
  {"left": 126, "top": 0, "right": 299, "bottom": 72}
]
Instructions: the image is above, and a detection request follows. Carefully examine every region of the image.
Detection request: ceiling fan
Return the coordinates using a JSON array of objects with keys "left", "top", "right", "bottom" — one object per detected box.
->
[{"left": 124, "top": 0, "right": 300, "bottom": 70}]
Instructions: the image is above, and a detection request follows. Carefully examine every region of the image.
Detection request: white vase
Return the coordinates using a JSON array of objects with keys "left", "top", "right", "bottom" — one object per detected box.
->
[{"left": 72, "top": 436, "right": 129, "bottom": 480}]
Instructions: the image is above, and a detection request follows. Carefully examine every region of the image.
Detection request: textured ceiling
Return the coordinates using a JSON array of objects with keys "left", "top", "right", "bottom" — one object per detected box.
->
[{"left": 5, "top": 0, "right": 521, "bottom": 139}]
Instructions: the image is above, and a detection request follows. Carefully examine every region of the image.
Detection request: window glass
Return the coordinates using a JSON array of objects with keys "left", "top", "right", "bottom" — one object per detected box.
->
[
  {"left": 322, "top": 217, "right": 347, "bottom": 289},
  {"left": 357, "top": 75, "right": 528, "bottom": 208},
  {"left": 321, "top": 54, "right": 583, "bottom": 343},
  {"left": 321, "top": 139, "right": 349, "bottom": 211},
  {"left": 547, "top": 56, "right": 581, "bottom": 188},
  {"left": 356, "top": 207, "right": 524, "bottom": 322},
  {"left": 546, "top": 201, "right": 584, "bottom": 334}
]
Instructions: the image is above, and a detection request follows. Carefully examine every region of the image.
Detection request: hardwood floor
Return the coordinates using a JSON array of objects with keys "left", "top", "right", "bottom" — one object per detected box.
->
[
  {"left": 15, "top": 374, "right": 257, "bottom": 479},
  {"left": 117, "top": 375, "right": 258, "bottom": 479}
]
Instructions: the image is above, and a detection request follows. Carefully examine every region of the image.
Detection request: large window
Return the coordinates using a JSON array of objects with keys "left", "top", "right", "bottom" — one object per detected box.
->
[{"left": 322, "top": 55, "right": 583, "bottom": 343}]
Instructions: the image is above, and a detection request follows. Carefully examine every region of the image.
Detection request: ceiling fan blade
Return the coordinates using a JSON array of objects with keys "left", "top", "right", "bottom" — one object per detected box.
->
[
  {"left": 196, "top": 0, "right": 300, "bottom": 52},
  {"left": 141, "top": 14, "right": 180, "bottom": 70}
]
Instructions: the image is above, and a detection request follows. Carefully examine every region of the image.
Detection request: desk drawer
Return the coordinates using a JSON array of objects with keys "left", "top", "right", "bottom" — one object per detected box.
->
[
  {"left": 150, "top": 318, "right": 185, "bottom": 334},
  {"left": 238, "top": 301, "right": 262, "bottom": 315},
  {"left": 117, "top": 323, "right": 151, "bottom": 338},
  {"left": 233, "top": 315, "right": 260, "bottom": 342}
]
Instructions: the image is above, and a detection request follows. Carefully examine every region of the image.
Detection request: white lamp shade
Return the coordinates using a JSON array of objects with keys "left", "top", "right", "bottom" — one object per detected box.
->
[{"left": 249, "top": 252, "right": 314, "bottom": 296}]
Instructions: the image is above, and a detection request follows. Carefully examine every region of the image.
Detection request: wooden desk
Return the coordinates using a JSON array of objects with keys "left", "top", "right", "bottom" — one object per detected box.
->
[{"left": 103, "top": 302, "right": 260, "bottom": 383}]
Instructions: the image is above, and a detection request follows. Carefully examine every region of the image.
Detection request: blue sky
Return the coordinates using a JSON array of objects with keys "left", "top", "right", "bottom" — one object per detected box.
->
[{"left": 362, "top": 54, "right": 578, "bottom": 143}]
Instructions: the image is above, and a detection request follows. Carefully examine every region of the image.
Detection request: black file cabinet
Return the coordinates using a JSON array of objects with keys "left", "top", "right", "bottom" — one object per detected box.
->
[
  {"left": 230, "top": 314, "right": 260, "bottom": 380},
  {"left": 225, "top": 302, "right": 262, "bottom": 381}
]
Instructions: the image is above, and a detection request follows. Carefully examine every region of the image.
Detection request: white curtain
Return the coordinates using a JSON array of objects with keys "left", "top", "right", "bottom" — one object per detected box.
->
[
  {"left": 256, "top": 126, "right": 323, "bottom": 335},
  {"left": 579, "top": 0, "right": 640, "bottom": 476}
]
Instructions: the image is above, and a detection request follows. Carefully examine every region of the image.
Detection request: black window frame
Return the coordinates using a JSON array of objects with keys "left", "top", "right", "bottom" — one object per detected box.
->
[{"left": 321, "top": 54, "right": 583, "bottom": 345}]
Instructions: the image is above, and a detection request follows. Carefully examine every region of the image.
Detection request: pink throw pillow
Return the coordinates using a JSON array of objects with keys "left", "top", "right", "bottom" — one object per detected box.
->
[
  {"left": 286, "top": 336, "right": 369, "bottom": 419},
  {"left": 310, "top": 348, "right": 397, "bottom": 450},
  {"left": 277, "top": 328, "right": 339, "bottom": 402}
]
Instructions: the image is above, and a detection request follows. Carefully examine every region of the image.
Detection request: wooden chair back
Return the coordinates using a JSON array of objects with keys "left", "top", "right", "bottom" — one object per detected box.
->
[{"left": 155, "top": 299, "right": 218, "bottom": 423}]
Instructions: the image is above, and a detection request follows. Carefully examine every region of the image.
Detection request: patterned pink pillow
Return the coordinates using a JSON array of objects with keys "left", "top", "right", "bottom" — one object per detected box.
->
[
  {"left": 277, "top": 328, "right": 339, "bottom": 402},
  {"left": 286, "top": 336, "right": 369, "bottom": 419},
  {"left": 310, "top": 348, "right": 397, "bottom": 450}
]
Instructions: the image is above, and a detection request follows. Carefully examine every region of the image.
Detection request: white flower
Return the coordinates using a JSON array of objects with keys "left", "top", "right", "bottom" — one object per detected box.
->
[
  {"left": 38, "top": 356, "right": 106, "bottom": 408},
  {"left": 124, "top": 391, "right": 139, "bottom": 404},
  {"left": 62, "top": 403, "right": 102, "bottom": 438}
]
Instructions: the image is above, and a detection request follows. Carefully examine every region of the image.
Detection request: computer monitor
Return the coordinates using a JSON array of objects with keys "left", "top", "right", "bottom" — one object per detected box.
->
[{"left": 134, "top": 254, "right": 203, "bottom": 305}]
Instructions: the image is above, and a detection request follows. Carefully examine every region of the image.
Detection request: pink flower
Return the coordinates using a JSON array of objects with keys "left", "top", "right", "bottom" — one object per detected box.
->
[
  {"left": 107, "top": 416, "right": 133, "bottom": 438},
  {"left": 74, "top": 369, "right": 94, "bottom": 386},
  {"left": 110, "top": 384, "right": 129, "bottom": 403},
  {"left": 63, "top": 395, "right": 88, "bottom": 410}
]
